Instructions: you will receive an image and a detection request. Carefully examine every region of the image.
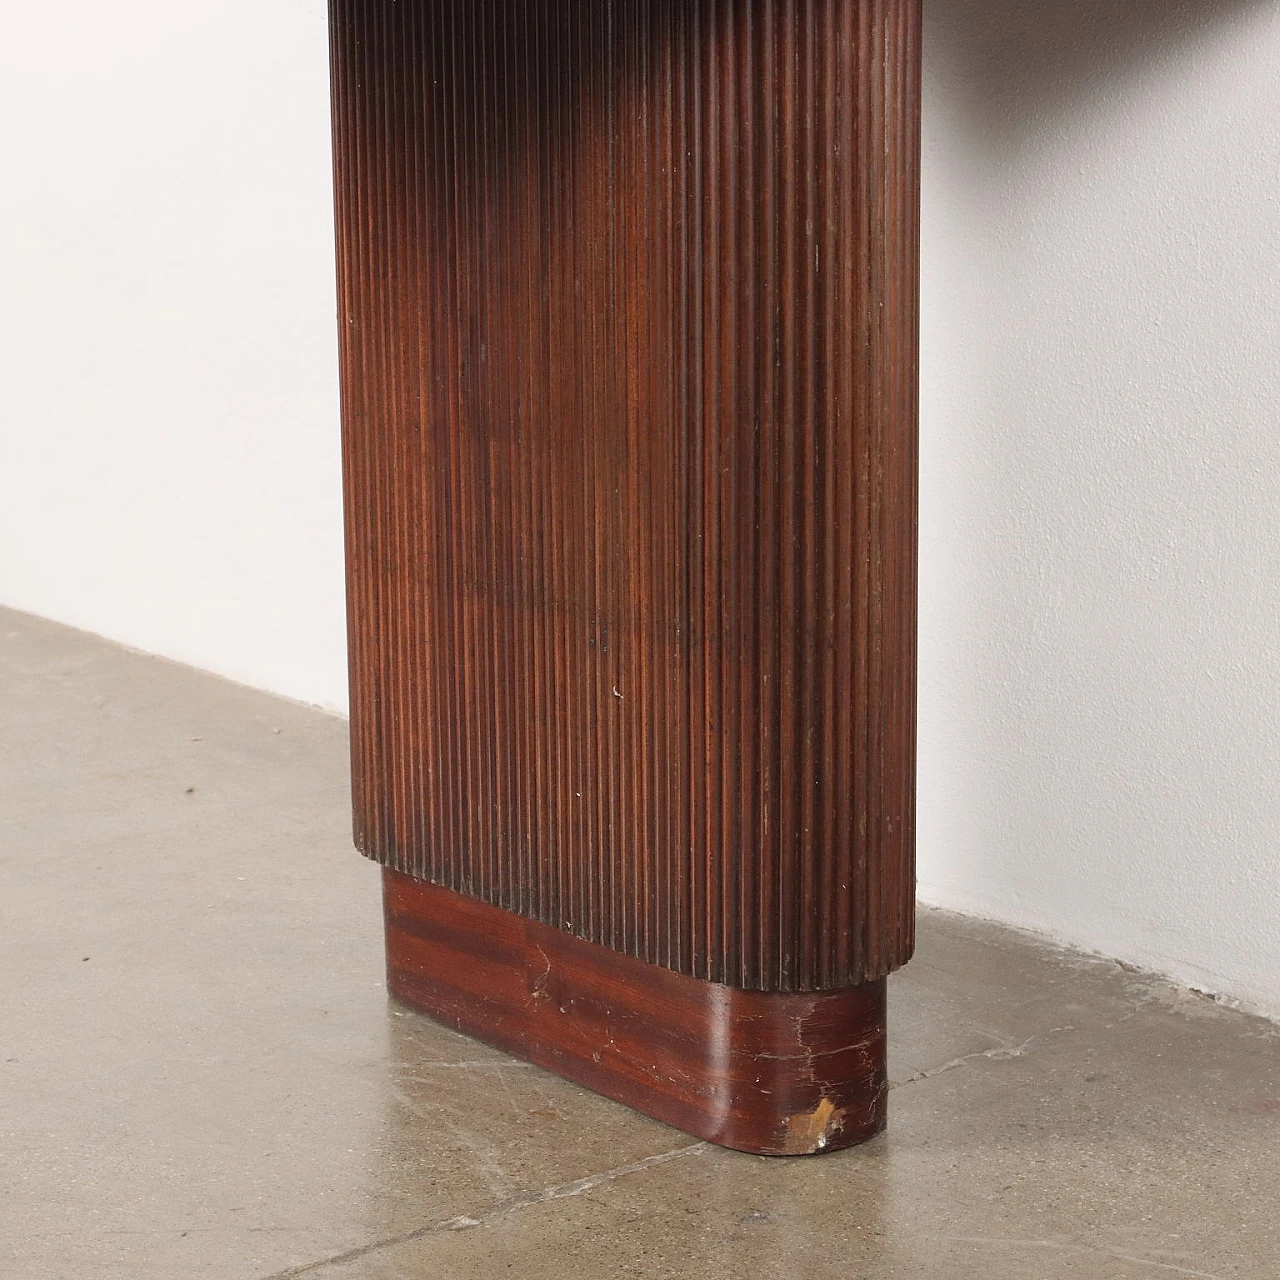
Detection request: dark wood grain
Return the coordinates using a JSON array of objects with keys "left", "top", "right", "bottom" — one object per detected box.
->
[
  {"left": 385, "top": 868, "right": 886, "bottom": 1155},
  {"left": 329, "top": 0, "right": 921, "bottom": 996}
]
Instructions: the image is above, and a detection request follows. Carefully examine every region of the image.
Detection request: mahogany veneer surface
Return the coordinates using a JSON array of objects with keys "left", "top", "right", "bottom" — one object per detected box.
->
[
  {"left": 330, "top": 0, "right": 921, "bottom": 995},
  {"left": 385, "top": 869, "right": 888, "bottom": 1155}
]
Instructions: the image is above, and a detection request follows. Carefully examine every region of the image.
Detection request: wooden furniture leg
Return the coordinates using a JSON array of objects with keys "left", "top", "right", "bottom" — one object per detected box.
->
[{"left": 327, "top": 0, "right": 920, "bottom": 1156}]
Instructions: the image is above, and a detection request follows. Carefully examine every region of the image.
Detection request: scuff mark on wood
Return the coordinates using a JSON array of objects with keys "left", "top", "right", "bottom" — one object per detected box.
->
[{"left": 781, "top": 1096, "right": 847, "bottom": 1155}]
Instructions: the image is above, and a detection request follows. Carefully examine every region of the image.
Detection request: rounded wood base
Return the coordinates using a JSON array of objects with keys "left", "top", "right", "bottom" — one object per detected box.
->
[{"left": 383, "top": 870, "right": 888, "bottom": 1156}]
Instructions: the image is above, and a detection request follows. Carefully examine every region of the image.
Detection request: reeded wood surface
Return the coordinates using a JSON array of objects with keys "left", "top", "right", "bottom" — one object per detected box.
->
[
  {"left": 330, "top": 0, "right": 921, "bottom": 992},
  {"left": 385, "top": 869, "right": 887, "bottom": 1155}
]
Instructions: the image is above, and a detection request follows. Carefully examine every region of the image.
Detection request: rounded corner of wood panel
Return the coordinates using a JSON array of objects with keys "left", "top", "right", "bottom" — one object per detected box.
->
[{"left": 382, "top": 869, "right": 889, "bottom": 1157}]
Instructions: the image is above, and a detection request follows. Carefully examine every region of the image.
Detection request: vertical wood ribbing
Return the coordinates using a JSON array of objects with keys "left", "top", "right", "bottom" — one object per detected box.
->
[{"left": 329, "top": 0, "right": 920, "bottom": 992}]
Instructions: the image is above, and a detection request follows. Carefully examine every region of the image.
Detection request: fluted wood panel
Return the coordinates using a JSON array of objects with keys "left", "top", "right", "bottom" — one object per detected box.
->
[{"left": 329, "top": 0, "right": 920, "bottom": 992}]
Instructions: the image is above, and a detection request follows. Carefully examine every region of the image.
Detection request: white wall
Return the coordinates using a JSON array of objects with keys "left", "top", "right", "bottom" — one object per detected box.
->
[
  {"left": 2, "top": 2, "right": 1278, "bottom": 1012},
  {"left": 918, "top": 0, "right": 1280, "bottom": 1014},
  {"left": 0, "top": 1, "right": 348, "bottom": 710}
]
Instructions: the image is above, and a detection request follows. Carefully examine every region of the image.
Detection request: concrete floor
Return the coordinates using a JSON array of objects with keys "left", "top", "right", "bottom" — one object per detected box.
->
[{"left": 2, "top": 606, "right": 1277, "bottom": 1280}]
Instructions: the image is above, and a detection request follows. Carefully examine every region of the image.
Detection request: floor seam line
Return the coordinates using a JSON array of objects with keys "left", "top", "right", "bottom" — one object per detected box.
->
[
  {"left": 934, "top": 1234, "right": 1225, "bottom": 1280},
  {"left": 254, "top": 1141, "right": 711, "bottom": 1279},
  {"left": 893, "top": 1025, "right": 1076, "bottom": 1089}
]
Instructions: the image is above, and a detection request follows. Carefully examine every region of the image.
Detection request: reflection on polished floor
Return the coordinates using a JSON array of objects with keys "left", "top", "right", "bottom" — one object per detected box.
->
[{"left": 3, "top": 606, "right": 1277, "bottom": 1280}]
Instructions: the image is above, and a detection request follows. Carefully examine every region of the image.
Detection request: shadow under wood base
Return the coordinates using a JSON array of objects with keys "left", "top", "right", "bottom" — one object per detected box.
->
[{"left": 383, "top": 869, "right": 888, "bottom": 1156}]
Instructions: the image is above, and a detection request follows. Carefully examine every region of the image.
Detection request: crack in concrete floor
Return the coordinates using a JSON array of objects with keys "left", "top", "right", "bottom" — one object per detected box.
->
[
  {"left": 935, "top": 1236, "right": 1225, "bottom": 1280},
  {"left": 255, "top": 1142, "right": 711, "bottom": 1279},
  {"left": 256, "top": 1026, "right": 1080, "bottom": 1279},
  {"left": 894, "top": 1025, "right": 1077, "bottom": 1087}
]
